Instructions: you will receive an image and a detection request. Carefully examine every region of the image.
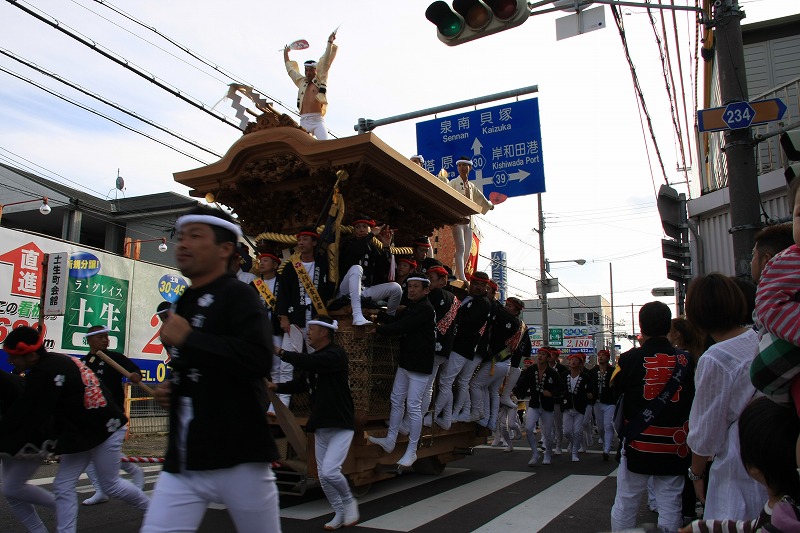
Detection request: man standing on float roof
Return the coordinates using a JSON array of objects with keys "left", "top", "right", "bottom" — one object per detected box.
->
[
  {"left": 447, "top": 157, "right": 494, "bottom": 282},
  {"left": 284, "top": 31, "right": 337, "bottom": 140}
]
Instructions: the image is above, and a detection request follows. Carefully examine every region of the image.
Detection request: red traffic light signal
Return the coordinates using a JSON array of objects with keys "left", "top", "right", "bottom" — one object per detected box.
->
[{"left": 425, "top": 0, "right": 529, "bottom": 46}]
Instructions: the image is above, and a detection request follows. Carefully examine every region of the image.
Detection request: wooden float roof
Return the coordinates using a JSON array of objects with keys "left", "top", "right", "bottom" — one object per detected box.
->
[{"left": 173, "top": 127, "right": 480, "bottom": 246}]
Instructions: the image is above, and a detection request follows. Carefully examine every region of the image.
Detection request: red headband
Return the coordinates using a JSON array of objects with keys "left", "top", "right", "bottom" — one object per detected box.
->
[
  {"left": 296, "top": 231, "right": 320, "bottom": 239},
  {"left": 427, "top": 266, "right": 448, "bottom": 276},
  {"left": 353, "top": 219, "right": 376, "bottom": 227},
  {"left": 488, "top": 280, "right": 498, "bottom": 290},
  {"left": 4, "top": 334, "right": 44, "bottom": 356},
  {"left": 568, "top": 353, "right": 584, "bottom": 360},
  {"left": 258, "top": 253, "right": 281, "bottom": 263},
  {"left": 469, "top": 273, "right": 489, "bottom": 283},
  {"left": 398, "top": 258, "right": 418, "bottom": 268},
  {"left": 597, "top": 349, "right": 610, "bottom": 356}
]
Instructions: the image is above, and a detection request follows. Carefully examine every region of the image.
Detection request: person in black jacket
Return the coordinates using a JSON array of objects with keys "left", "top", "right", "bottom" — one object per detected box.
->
[
  {"left": 80, "top": 325, "right": 146, "bottom": 505},
  {"left": 252, "top": 250, "right": 287, "bottom": 412},
  {"left": 336, "top": 217, "right": 402, "bottom": 325},
  {"left": 142, "top": 205, "right": 279, "bottom": 533},
  {"left": 513, "top": 347, "right": 565, "bottom": 466},
  {"left": 589, "top": 349, "right": 615, "bottom": 461},
  {"left": 1, "top": 326, "right": 149, "bottom": 532},
  {"left": 430, "top": 271, "right": 492, "bottom": 430},
  {"left": 609, "top": 301, "right": 695, "bottom": 532},
  {"left": 272, "top": 315, "right": 359, "bottom": 530},
  {"left": 0, "top": 368, "right": 55, "bottom": 533},
  {"left": 369, "top": 276, "right": 436, "bottom": 467},
  {"left": 417, "top": 265, "right": 460, "bottom": 431},
  {"left": 561, "top": 353, "right": 595, "bottom": 463}
]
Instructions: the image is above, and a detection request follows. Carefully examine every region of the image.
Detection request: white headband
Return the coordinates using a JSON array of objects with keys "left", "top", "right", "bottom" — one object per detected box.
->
[
  {"left": 304, "top": 61, "right": 318, "bottom": 68},
  {"left": 308, "top": 319, "right": 338, "bottom": 331},
  {"left": 410, "top": 155, "right": 424, "bottom": 162},
  {"left": 456, "top": 159, "right": 473, "bottom": 166},
  {"left": 85, "top": 327, "right": 110, "bottom": 338},
  {"left": 175, "top": 214, "right": 243, "bottom": 238},
  {"left": 407, "top": 276, "right": 430, "bottom": 285}
]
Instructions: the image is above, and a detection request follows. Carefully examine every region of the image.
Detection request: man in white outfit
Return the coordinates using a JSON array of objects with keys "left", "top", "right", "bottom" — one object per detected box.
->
[
  {"left": 447, "top": 157, "right": 494, "bottom": 281},
  {"left": 284, "top": 32, "right": 337, "bottom": 139}
]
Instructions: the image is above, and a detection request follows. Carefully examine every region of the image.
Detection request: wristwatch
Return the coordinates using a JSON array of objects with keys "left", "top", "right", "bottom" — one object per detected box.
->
[{"left": 687, "top": 467, "right": 704, "bottom": 481}]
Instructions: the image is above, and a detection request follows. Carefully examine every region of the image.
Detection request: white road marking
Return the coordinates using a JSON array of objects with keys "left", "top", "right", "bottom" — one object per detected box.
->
[
  {"left": 357, "top": 471, "right": 533, "bottom": 532},
  {"left": 473, "top": 474, "right": 606, "bottom": 532},
  {"left": 280, "top": 467, "right": 468, "bottom": 520}
]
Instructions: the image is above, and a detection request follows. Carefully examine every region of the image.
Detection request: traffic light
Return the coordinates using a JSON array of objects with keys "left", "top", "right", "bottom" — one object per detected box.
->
[
  {"left": 662, "top": 239, "right": 692, "bottom": 282},
  {"left": 780, "top": 129, "right": 800, "bottom": 183},
  {"left": 425, "top": 0, "right": 530, "bottom": 46},
  {"left": 656, "top": 184, "right": 686, "bottom": 240}
]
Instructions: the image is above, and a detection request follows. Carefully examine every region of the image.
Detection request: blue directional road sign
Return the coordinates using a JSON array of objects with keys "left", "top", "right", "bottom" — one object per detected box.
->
[{"left": 416, "top": 98, "right": 545, "bottom": 202}]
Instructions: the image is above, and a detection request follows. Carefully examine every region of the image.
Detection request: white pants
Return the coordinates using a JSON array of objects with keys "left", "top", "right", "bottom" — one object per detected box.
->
[
  {"left": 610, "top": 455, "right": 684, "bottom": 532},
  {"left": 432, "top": 352, "right": 468, "bottom": 428},
  {"left": 593, "top": 402, "right": 615, "bottom": 454},
  {"left": 582, "top": 406, "right": 595, "bottom": 447},
  {"left": 472, "top": 360, "right": 510, "bottom": 430},
  {"left": 141, "top": 463, "right": 280, "bottom": 533},
  {"left": 562, "top": 408, "right": 585, "bottom": 455},
  {"left": 315, "top": 428, "right": 355, "bottom": 518},
  {"left": 451, "top": 223, "right": 473, "bottom": 281},
  {"left": 499, "top": 366, "right": 522, "bottom": 407},
  {"left": 85, "top": 459, "right": 141, "bottom": 495},
  {"left": 337, "top": 265, "right": 402, "bottom": 317},
  {"left": 1, "top": 457, "right": 54, "bottom": 533},
  {"left": 453, "top": 357, "right": 481, "bottom": 420},
  {"left": 54, "top": 427, "right": 149, "bottom": 533},
  {"left": 421, "top": 355, "right": 447, "bottom": 417},
  {"left": 300, "top": 112, "right": 328, "bottom": 140},
  {"left": 525, "top": 407, "right": 553, "bottom": 454},
  {"left": 388, "top": 368, "right": 429, "bottom": 451},
  {"left": 551, "top": 403, "right": 564, "bottom": 449},
  {"left": 277, "top": 310, "right": 312, "bottom": 407}
]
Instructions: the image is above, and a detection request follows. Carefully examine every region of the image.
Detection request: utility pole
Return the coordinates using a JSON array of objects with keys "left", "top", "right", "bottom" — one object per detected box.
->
[
  {"left": 609, "top": 263, "right": 615, "bottom": 362},
  {"left": 715, "top": 0, "right": 761, "bottom": 278},
  {"left": 537, "top": 193, "right": 549, "bottom": 346}
]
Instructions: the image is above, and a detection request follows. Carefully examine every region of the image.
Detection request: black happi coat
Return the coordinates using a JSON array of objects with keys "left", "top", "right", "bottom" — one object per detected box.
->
[
  {"left": 589, "top": 364, "right": 615, "bottom": 405},
  {"left": 428, "top": 287, "right": 459, "bottom": 358},
  {"left": 451, "top": 295, "right": 492, "bottom": 360},
  {"left": 561, "top": 369, "right": 594, "bottom": 415},
  {"left": 510, "top": 326, "right": 532, "bottom": 368},
  {"left": 165, "top": 273, "right": 279, "bottom": 473},
  {"left": 488, "top": 305, "right": 521, "bottom": 360},
  {"left": 513, "top": 365, "right": 564, "bottom": 412},
  {"left": 277, "top": 342, "right": 354, "bottom": 432},
  {"left": 338, "top": 233, "right": 392, "bottom": 287},
  {"left": 276, "top": 252, "right": 335, "bottom": 327},
  {"left": 376, "top": 297, "right": 436, "bottom": 375},
  {"left": 82, "top": 350, "right": 141, "bottom": 410},
  {"left": 0, "top": 352, "right": 126, "bottom": 455}
]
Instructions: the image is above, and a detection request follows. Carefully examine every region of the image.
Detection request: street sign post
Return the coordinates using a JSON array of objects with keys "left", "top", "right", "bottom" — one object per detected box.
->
[
  {"left": 697, "top": 98, "right": 787, "bottom": 133},
  {"left": 416, "top": 98, "right": 545, "bottom": 202}
]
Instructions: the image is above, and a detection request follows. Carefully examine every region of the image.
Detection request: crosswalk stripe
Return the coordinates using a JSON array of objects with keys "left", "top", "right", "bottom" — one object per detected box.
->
[
  {"left": 357, "top": 471, "right": 533, "bottom": 532},
  {"left": 28, "top": 465, "right": 162, "bottom": 486},
  {"left": 472, "top": 474, "right": 606, "bottom": 532},
  {"left": 280, "top": 467, "right": 468, "bottom": 519}
]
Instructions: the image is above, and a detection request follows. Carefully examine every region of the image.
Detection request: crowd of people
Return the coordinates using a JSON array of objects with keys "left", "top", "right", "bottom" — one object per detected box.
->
[{"left": 1, "top": 48, "right": 798, "bottom": 529}]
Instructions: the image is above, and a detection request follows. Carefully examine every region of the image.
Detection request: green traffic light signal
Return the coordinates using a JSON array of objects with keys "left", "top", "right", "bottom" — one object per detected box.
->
[{"left": 426, "top": 1, "right": 464, "bottom": 38}]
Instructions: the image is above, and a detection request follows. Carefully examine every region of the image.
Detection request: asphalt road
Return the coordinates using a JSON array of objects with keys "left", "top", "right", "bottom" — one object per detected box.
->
[{"left": 0, "top": 439, "right": 670, "bottom": 532}]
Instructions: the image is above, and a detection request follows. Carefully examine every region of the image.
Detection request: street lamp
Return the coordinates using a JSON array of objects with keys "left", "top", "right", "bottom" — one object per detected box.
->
[
  {"left": 124, "top": 237, "right": 167, "bottom": 260},
  {"left": 0, "top": 196, "right": 51, "bottom": 223},
  {"left": 544, "top": 258, "right": 586, "bottom": 273}
]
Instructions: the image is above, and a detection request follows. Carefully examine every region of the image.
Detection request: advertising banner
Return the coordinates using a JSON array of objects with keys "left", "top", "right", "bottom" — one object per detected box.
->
[{"left": 0, "top": 228, "right": 185, "bottom": 383}]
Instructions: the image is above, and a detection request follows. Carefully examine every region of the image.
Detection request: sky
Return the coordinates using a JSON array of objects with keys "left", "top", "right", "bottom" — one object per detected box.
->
[{"left": 0, "top": 0, "right": 793, "bottom": 345}]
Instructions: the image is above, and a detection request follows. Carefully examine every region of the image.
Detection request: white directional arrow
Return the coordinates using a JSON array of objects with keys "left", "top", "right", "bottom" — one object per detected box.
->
[
  {"left": 510, "top": 169, "right": 530, "bottom": 182},
  {"left": 470, "top": 137, "right": 493, "bottom": 193}
]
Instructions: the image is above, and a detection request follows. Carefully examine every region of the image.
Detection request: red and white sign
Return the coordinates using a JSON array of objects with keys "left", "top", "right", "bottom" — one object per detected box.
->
[{"left": 0, "top": 242, "right": 44, "bottom": 298}]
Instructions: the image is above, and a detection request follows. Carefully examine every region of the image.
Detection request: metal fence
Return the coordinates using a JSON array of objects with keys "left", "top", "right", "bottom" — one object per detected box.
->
[{"left": 126, "top": 383, "right": 168, "bottom": 436}]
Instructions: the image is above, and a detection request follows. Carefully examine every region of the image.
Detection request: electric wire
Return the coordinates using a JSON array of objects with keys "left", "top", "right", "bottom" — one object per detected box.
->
[
  {"left": 0, "top": 48, "right": 223, "bottom": 159},
  {"left": 0, "top": 66, "right": 210, "bottom": 165},
  {"left": 6, "top": 0, "right": 243, "bottom": 131},
  {"left": 611, "top": 3, "right": 669, "bottom": 186}
]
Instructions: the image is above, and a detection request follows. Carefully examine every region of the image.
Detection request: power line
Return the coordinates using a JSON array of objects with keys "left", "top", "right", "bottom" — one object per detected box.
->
[
  {"left": 0, "top": 48, "right": 222, "bottom": 159},
  {"left": 611, "top": 4, "right": 669, "bottom": 186},
  {"left": 0, "top": 66, "right": 210, "bottom": 165},
  {"left": 7, "top": 0, "right": 243, "bottom": 131}
]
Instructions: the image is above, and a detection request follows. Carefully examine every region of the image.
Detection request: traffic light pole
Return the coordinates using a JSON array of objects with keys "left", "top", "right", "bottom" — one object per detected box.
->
[
  {"left": 714, "top": 0, "right": 761, "bottom": 279},
  {"left": 354, "top": 85, "right": 538, "bottom": 133}
]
